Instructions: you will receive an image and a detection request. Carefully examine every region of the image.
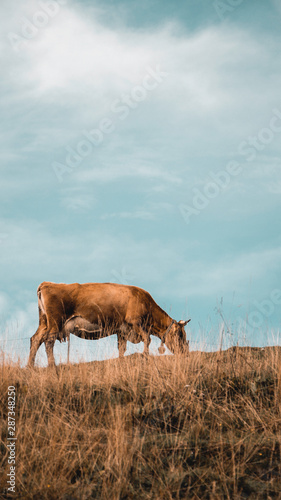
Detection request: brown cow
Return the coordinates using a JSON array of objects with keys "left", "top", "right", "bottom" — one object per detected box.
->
[{"left": 28, "top": 282, "right": 190, "bottom": 366}]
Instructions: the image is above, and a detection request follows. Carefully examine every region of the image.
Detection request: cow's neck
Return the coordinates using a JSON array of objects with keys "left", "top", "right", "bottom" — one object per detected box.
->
[{"left": 151, "top": 307, "right": 174, "bottom": 339}]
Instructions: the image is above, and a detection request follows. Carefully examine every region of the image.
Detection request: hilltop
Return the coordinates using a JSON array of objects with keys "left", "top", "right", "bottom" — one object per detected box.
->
[{"left": 1, "top": 347, "right": 281, "bottom": 499}]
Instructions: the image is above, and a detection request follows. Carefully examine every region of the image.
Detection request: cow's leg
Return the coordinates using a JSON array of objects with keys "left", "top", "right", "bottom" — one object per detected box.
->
[
  {"left": 131, "top": 322, "right": 151, "bottom": 356},
  {"left": 117, "top": 333, "right": 127, "bottom": 358},
  {"left": 28, "top": 325, "right": 46, "bottom": 367},
  {"left": 136, "top": 326, "right": 151, "bottom": 355},
  {"left": 44, "top": 334, "right": 56, "bottom": 366},
  {"left": 143, "top": 333, "right": 151, "bottom": 356}
]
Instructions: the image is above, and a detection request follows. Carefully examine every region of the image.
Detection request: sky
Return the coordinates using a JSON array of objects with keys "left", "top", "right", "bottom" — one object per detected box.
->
[{"left": 1, "top": 0, "right": 281, "bottom": 365}]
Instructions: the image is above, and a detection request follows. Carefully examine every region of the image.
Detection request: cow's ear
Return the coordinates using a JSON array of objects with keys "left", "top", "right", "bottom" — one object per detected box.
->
[{"left": 179, "top": 319, "right": 191, "bottom": 326}]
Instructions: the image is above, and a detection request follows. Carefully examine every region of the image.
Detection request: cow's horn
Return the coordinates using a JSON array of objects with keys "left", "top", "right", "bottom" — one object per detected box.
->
[{"left": 179, "top": 319, "right": 191, "bottom": 326}]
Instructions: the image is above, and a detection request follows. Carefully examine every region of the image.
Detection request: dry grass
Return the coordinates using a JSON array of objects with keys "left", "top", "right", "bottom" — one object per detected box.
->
[{"left": 1, "top": 347, "right": 281, "bottom": 499}]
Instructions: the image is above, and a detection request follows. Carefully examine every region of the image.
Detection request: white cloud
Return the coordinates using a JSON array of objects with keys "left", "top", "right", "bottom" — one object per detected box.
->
[
  {"left": 175, "top": 246, "right": 281, "bottom": 299},
  {"left": 75, "top": 161, "right": 182, "bottom": 185},
  {"left": 101, "top": 201, "right": 174, "bottom": 220},
  {"left": 267, "top": 180, "right": 281, "bottom": 194},
  {"left": 102, "top": 210, "right": 155, "bottom": 220},
  {"left": 0, "top": 292, "right": 10, "bottom": 315},
  {"left": 3, "top": 0, "right": 281, "bottom": 152},
  {"left": 60, "top": 186, "right": 96, "bottom": 211}
]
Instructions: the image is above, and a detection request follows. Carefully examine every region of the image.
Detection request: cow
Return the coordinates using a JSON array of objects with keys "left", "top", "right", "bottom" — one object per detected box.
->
[{"left": 28, "top": 281, "right": 190, "bottom": 367}]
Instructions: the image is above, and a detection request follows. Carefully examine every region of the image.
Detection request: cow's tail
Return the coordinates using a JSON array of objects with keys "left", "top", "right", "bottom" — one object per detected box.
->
[
  {"left": 37, "top": 285, "right": 46, "bottom": 316},
  {"left": 36, "top": 283, "right": 68, "bottom": 343}
]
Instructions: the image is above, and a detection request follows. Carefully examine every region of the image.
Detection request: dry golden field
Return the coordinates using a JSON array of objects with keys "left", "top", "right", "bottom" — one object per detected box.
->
[{"left": 1, "top": 347, "right": 281, "bottom": 499}]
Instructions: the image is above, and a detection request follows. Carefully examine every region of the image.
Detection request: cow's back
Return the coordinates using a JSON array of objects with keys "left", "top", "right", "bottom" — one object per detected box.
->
[{"left": 73, "top": 283, "right": 154, "bottom": 324}]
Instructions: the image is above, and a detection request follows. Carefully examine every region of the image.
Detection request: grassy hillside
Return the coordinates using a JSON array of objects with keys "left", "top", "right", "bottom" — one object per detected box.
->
[{"left": 1, "top": 347, "right": 281, "bottom": 499}]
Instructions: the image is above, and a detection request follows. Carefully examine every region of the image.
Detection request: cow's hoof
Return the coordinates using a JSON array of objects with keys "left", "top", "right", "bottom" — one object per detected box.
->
[{"left": 158, "top": 346, "right": 165, "bottom": 355}]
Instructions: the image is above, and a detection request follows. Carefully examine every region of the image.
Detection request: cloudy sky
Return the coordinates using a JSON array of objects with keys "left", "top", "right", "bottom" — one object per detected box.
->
[{"left": 1, "top": 0, "right": 281, "bottom": 364}]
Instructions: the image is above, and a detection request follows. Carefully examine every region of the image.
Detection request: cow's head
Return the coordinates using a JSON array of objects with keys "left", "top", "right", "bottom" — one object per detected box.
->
[{"left": 159, "top": 319, "right": 190, "bottom": 355}]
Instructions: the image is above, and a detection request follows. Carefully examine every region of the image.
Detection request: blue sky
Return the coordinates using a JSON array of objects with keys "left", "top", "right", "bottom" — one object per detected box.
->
[{"left": 1, "top": 0, "right": 281, "bottom": 364}]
